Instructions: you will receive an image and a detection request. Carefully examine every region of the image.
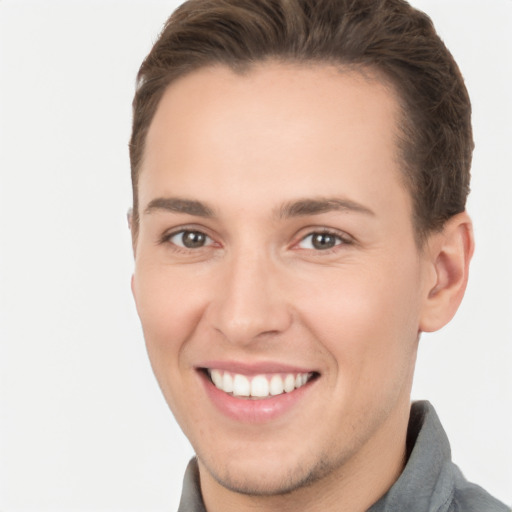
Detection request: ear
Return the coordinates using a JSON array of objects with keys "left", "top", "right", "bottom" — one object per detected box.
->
[
  {"left": 127, "top": 209, "right": 138, "bottom": 298},
  {"left": 419, "top": 212, "right": 474, "bottom": 333},
  {"left": 131, "top": 273, "right": 137, "bottom": 301},
  {"left": 127, "top": 208, "right": 133, "bottom": 231},
  {"left": 127, "top": 207, "right": 138, "bottom": 256}
]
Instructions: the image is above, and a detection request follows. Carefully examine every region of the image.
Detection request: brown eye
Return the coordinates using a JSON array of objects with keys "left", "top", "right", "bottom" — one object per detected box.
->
[
  {"left": 312, "top": 233, "right": 337, "bottom": 250},
  {"left": 170, "top": 230, "right": 212, "bottom": 249},
  {"left": 298, "top": 232, "right": 344, "bottom": 250}
]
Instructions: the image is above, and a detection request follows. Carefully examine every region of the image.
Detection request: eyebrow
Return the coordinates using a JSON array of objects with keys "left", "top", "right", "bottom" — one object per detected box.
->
[
  {"left": 277, "top": 197, "right": 375, "bottom": 219},
  {"left": 143, "top": 196, "right": 374, "bottom": 219},
  {"left": 144, "top": 197, "right": 215, "bottom": 217}
]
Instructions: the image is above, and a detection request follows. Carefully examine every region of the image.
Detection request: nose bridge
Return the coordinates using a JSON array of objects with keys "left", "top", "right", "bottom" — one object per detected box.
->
[{"left": 210, "top": 244, "right": 291, "bottom": 344}]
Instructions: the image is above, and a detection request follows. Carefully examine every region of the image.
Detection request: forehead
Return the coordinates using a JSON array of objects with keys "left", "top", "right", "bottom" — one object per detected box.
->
[
  {"left": 139, "top": 62, "right": 410, "bottom": 221},
  {"left": 144, "top": 62, "right": 399, "bottom": 158}
]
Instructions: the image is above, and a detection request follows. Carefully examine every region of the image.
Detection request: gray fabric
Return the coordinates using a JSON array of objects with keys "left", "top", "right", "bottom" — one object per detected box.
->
[
  {"left": 178, "top": 458, "right": 207, "bottom": 512},
  {"left": 177, "top": 401, "right": 509, "bottom": 512},
  {"left": 367, "top": 401, "right": 509, "bottom": 512}
]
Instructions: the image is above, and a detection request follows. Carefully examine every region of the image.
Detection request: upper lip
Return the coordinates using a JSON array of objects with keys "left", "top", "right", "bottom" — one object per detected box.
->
[{"left": 196, "top": 360, "right": 318, "bottom": 376}]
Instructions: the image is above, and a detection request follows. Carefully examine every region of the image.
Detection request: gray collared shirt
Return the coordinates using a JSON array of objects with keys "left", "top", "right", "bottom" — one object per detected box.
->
[{"left": 177, "top": 401, "right": 509, "bottom": 511}]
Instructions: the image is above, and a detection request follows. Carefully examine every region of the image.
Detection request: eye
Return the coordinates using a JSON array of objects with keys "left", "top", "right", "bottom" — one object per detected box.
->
[
  {"left": 168, "top": 230, "right": 213, "bottom": 249},
  {"left": 297, "top": 231, "right": 346, "bottom": 250}
]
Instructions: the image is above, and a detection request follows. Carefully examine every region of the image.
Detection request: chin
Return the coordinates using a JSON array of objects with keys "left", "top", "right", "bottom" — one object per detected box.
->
[{"left": 198, "top": 449, "right": 335, "bottom": 497}]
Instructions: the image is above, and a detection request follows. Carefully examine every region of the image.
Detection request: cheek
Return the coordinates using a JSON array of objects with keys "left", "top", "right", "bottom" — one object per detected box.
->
[
  {"left": 132, "top": 265, "right": 206, "bottom": 370},
  {"left": 132, "top": 266, "right": 213, "bottom": 428},
  {"left": 296, "top": 259, "right": 422, "bottom": 377}
]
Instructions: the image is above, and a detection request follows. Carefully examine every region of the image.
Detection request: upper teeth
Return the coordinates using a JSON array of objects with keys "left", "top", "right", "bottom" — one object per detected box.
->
[{"left": 208, "top": 369, "right": 312, "bottom": 398}]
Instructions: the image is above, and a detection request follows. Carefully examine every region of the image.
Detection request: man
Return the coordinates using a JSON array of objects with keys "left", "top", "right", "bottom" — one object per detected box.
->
[{"left": 128, "top": 0, "right": 509, "bottom": 510}]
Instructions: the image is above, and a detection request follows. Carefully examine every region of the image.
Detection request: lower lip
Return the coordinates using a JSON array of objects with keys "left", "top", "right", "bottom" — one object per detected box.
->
[{"left": 199, "top": 371, "right": 316, "bottom": 423}]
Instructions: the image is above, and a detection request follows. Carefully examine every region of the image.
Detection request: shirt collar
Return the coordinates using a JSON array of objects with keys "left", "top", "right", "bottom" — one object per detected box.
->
[
  {"left": 368, "top": 400, "right": 454, "bottom": 511},
  {"left": 178, "top": 457, "right": 207, "bottom": 512}
]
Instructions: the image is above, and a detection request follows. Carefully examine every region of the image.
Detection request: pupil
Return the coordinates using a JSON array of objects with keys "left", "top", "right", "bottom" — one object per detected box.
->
[
  {"left": 312, "top": 233, "right": 335, "bottom": 250},
  {"left": 183, "top": 231, "right": 205, "bottom": 248}
]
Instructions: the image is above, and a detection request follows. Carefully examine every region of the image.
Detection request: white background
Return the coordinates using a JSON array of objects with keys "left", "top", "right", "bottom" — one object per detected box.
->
[{"left": 0, "top": 0, "right": 510, "bottom": 510}]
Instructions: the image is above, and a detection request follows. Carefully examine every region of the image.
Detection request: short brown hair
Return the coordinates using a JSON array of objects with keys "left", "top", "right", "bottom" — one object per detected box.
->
[{"left": 130, "top": 0, "right": 473, "bottom": 242}]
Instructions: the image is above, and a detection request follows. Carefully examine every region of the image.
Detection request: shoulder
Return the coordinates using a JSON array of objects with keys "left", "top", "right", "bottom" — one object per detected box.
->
[{"left": 448, "top": 472, "right": 510, "bottom": 512}]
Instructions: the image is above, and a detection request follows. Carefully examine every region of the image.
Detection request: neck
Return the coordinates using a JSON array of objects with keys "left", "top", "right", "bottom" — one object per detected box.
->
[{"left": 198, "top": 400, "right": 411, "bottom": 512}]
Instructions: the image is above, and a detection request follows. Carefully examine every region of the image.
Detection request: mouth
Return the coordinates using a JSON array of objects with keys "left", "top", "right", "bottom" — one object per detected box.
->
[{"left": 203, "top": 368, "right": 319, "bottom": 399}]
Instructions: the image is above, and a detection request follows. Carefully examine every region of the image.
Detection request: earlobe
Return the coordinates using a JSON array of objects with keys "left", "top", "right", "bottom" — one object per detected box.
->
[{"left": 419, "top": 212, "right": 474, "bottom": 333}]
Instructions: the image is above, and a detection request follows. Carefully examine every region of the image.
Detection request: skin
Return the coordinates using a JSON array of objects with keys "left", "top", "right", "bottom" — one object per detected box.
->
[{"left": 131, "top": 63, "right": 473, "bottom": 512}]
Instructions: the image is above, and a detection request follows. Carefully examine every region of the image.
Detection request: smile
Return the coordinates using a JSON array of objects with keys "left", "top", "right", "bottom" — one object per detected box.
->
[{"left": 207, "top": 369, "right": 315, "bottom": 399}]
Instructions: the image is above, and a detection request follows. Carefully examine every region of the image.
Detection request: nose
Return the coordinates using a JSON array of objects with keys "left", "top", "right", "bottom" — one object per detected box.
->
[{"left": 207, "top": 249, "right": 292, "bottom": 346}]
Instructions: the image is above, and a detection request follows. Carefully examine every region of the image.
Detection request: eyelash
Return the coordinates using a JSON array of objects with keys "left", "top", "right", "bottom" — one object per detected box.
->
[
  {"left": 159, "top": 228, "right": 216, "bottom": 251},
  {"left": 294, "top": 229, "right": 353, "bottom": 253},
  {"left": 159, "top": 227, "right": 353, "bottom": 254}
]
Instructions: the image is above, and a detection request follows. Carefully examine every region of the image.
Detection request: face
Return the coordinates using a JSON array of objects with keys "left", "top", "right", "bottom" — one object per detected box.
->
[{"left": 132, "top": 63, "right": 434, "bottom": 497}]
